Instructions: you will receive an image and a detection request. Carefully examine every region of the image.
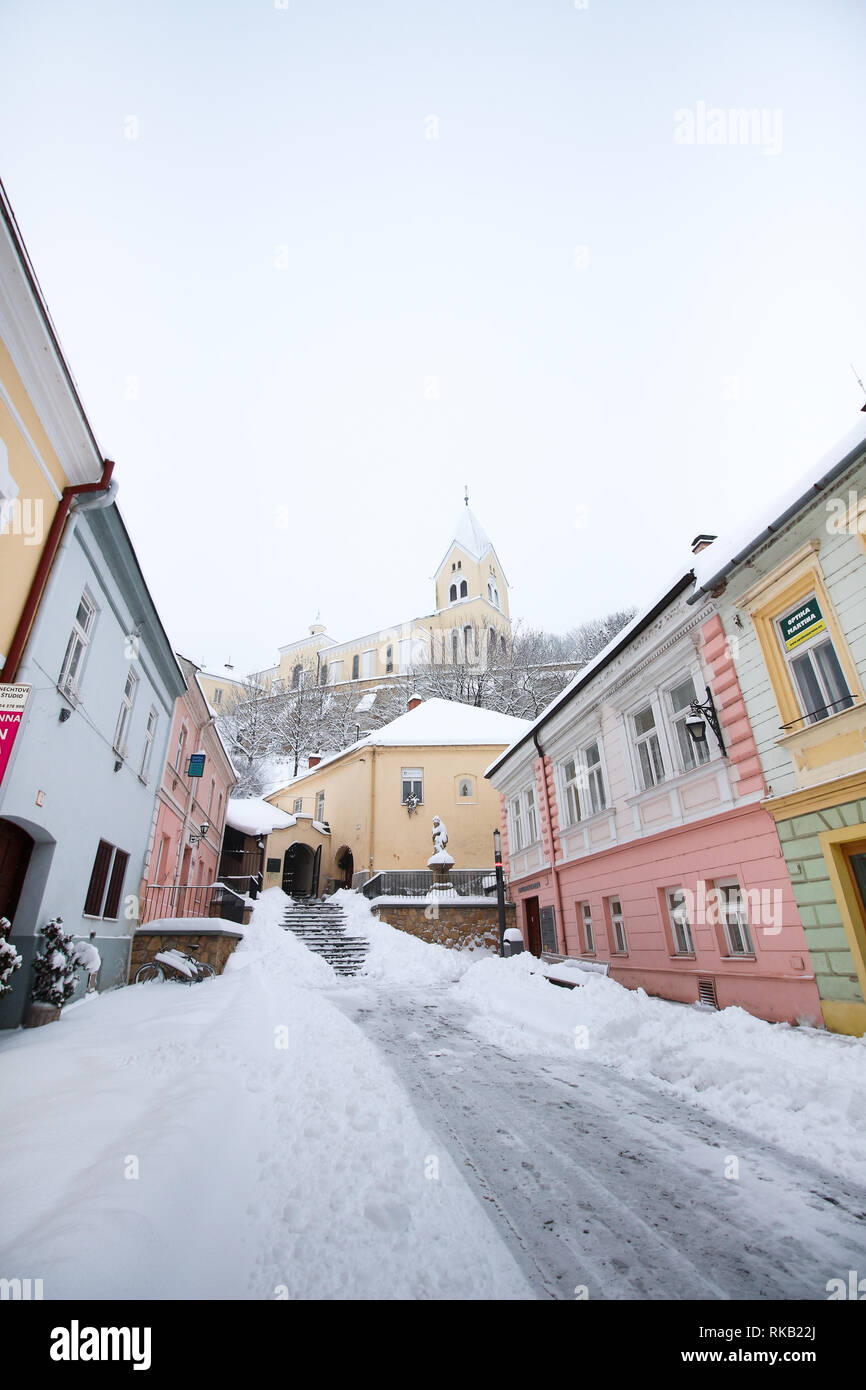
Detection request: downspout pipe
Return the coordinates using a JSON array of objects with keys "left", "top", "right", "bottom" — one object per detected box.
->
[
  {"left": 534, "top": 730, "right": 566, "bottom": 954},
  {"left": 2, "top": 458, "right": 115, "bottom": 683}
]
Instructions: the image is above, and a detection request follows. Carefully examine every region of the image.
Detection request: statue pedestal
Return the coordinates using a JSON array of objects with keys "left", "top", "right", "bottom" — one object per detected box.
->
[{"left": 427, "top": 851, "right": 456, "bottom": 895}]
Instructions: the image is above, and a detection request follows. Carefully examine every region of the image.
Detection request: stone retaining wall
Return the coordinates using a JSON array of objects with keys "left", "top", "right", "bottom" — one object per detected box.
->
[
  {"left": 372, "top": 901, "right": 516, "bottom": 952},
  {"left": 129, "top": 925, "right": 243, "bottom": 981}
]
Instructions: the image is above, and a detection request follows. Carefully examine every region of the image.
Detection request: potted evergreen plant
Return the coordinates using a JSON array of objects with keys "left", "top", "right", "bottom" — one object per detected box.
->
[
  {"left": 23, "top": 916, "right": 80, "bottom": 1027},
  {"left": 0, "top": 916, "right": 22, "bottom": 999}
]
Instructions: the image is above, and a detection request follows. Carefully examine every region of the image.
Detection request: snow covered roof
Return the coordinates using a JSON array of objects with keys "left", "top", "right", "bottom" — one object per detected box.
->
[
  {"left": 225, "top": 797, "right": 297, "bottom": 837},
  {"left": 689, "top": 419, "right": 866, "bottom": 601},
  {"left": 363, "top": 697, "right": 529, "bottom": 748},
  {"left": 486, "top": 418, "right": 866, "bottom": 782},
  {"left": 433, "top": 505, "right": 510, "bottom": 585}
]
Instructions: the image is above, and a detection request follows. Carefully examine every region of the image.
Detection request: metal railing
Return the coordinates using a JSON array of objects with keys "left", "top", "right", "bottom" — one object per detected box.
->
[
  {"left": 140, "top": 880, "right": 248, "bottom": 925},
  {"left": 360, "top": 869, "right": 511, "bottom": 901}
]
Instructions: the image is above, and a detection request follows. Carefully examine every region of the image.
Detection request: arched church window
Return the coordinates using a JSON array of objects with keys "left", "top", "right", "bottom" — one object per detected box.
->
[
  {"left": 452, "top": 630, "right": 459, "bottom": 663},
  {"left": 292, "top": 665, "right": 302, "bottom": 689},
  {"left": 386, "top": 645, "right": 394, "bottom": 674},
  {"left": 449, "top": 584, "right": 458, "bottom": 603},
  {"left": 488, "top": 580, "right": 499, "bottom": 608},
  {"left": 500, "top": 634, "right": 507, "bottom": 657},
  {"left": 352, "top": 654, "right": 360, "bottom": 680},
  {"left": 459, "top": 579, "right": 468, "bottom": 598}
]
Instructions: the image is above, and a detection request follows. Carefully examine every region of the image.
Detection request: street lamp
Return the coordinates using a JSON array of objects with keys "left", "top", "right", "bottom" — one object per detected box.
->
[
  {"left": 189, "top": 820, "right": 210, "bottom": 846},
  {"left": 685, "top": 688, "right": 726, "bottom": 755},
  {"left": 493, "top": 828, "right": 507, "bottom": 957}
]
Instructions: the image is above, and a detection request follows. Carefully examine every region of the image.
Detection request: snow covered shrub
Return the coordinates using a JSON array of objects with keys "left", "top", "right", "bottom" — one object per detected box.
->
[
  {"left": 0, "top": 916, "right": 22, "bottom": 998},
  {"left": 29, "top": 917, "right": 80, "bottom": 1007}
]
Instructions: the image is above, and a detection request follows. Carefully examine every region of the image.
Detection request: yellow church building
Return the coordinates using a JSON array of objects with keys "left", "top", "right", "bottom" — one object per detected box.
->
[{"left": 201, "top": 498, "right": 513, "bottom": 706}]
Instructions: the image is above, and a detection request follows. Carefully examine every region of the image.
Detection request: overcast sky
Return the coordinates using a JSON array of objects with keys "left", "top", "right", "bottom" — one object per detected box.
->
[{"left": 2, "top": 0, "right": 864, "bottom": 676}]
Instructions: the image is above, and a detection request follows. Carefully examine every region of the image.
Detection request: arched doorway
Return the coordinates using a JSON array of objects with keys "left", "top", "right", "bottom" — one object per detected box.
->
[
  {"left": 336, "top": 846, "right": 354, "bottom": 889},
  {"left": 0, "top": 819, "right": 34, "bottom": 926},
  {"left": 282, "top": 842, "right": 318, "bottom": 897}
]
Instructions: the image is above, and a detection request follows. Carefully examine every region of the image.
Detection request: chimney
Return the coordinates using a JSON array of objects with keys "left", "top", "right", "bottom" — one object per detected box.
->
[
  {"left": 308, "top": 753, "right": 322, "bottom": 769},
  {"left": 691, "top": 533, "right": 717, "bottom": 555},
  {"left": 407, "top": 695, "right": 423, "bottom": 712}
]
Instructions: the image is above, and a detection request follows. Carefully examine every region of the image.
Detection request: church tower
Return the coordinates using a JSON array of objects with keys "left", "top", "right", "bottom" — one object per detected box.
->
[{"left": 427, "top": 491, "right": 512, "bottom": 666}]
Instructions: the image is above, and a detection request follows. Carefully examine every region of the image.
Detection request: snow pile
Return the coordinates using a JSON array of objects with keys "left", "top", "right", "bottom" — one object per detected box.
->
[
  {"left": 0, "top": 887, "right": 529, "bottom": 1299},
  {"left": 451, "top": 957, "right": 866, "bottom": 1184},
  {"left": 329, "top": 890, "right": 478, "bottom": 988}
]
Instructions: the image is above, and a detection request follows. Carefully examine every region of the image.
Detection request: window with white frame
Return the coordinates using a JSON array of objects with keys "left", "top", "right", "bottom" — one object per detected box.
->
[
  {"left": 487, "top": 579, "right": 500, "bottom": 608},
  {"left": 716, "top": 881, "right": 755, "bottom": 956},
  {"left": 561, "top": 758, "right": 582, "bottom": 825},
  {"left": 578, "top": 901, "right": 595, "bottom": 954},
  {"left": 608, "top": 897, "right": 627, "bottom": 953},
  {"left": 315, "top": 790, "right": 325, "bottom": 822},
  {"left": 459, "top": 579, "right": 468, "bottom": 599},
  {"left": 329, "top": 661, "right": 343, "bottom": 684},
  {"left": 175, "top": 723, "right": 187, "bottom": 773},
  {"left": 362, "top": 649, "right": 376, "bottom": 678},
  {"left": 113, "top": 668, "right": 138, "bottom": 754},
  {"left": 666, "top": 887, "right": 695, "bottom": 955},
  {"left": 140, "top": 707, "right": 158, "bottom": 781},
  {"left": 633, "top": 703, "right": 665, "bottom": 790},
  {"left": 583, "top": 740, "right": 607, "bottom": 813},
  {"left": 524, "top": 787, "right": 538, "bottom": 843},
  {"left": 402, "top": 767, "right": 423, "bottom": 805},
  {"left": 509, "top": 795, "right": 526, "bottom": 851},
  {"left": 59, "top": 590, "right": 97, "bottom": 696},
  {"left": 668, "top": 675, "right": 711, "bottom": 771},
  {"left": 457, "top": 776, "right": 474, "bottom": 799},
  {"left": 212, "top": 688, "right": 223, "bottom": 706},
  {"left": 293, "top": 796, "right": 303, "bottom": 814},
  {"left": 776, "top": 595, "right": 854, "bottom": 725}
]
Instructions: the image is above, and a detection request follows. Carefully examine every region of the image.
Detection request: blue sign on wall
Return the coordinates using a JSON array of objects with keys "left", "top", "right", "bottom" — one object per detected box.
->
[{"left": 187, "top": 753, "right": 206, "bottom": 778}]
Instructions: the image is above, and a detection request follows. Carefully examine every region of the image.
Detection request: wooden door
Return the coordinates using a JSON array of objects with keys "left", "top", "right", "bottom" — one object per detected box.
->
[
  {"left": 0, "top": 819, "right": 34, "bottom": 926},
  {"left": 524, "top": 896, "right": 542, "bottom": 956},
  {"left": 312, "top": 845, "right": 322, "bottom": 898}
]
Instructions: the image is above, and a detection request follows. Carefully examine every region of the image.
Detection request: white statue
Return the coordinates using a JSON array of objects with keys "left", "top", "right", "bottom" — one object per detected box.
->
[{"left": 431, "top": 816, "right": 449, "bottom": 854}]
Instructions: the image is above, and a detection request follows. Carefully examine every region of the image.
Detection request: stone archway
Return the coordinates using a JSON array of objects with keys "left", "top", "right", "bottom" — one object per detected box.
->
[
  {"left": 282, "top": 842, "right": 316, "bottom": 897},
  {"left": 335, "top": 846, "right": 354, "bottom": 889}
]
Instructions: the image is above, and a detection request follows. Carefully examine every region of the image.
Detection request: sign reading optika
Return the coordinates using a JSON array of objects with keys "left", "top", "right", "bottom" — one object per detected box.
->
[
  {"left": 0, "top": 684, "right": 31, "bottom": 790},
  {"left": 779, "top": 598, "right": 826, "bottom": 652}
]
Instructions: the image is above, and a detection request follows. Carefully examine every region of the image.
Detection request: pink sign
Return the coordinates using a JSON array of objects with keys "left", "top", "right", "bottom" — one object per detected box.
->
[{"left": 0, "top": 684, "right": 30, "bottom": 789}]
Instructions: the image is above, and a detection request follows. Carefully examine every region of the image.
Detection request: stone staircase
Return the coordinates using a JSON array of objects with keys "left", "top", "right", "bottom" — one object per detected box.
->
[{"left": 282, "top": 896, "right": 369, "bottom": 977}]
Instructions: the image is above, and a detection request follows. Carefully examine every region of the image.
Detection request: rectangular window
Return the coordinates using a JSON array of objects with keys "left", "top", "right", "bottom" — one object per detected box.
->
[
  {"left": 608, "top": 897, "right": 628, "bottom": 954},
  {"left": 212, "top": 689, "right": 223, "bottom": 706},
  {"left": 510, "top": 796, "right": 525, "bottom": 851},
  {"left": 583, "top": 741, "right": 607, "bottom": 813},
  {"left": 175, "top": 724, "right": 187, "bottom": 773},
  {"left": 666, "top": 887, "right": 695, "bottom": 955},
  {"left": 385, "top": 645, "right": 394, "bottom": 674},
  {"left": 113, "top": 668, "right": 138, "bottom": 754},
  {"left": 329, "top": 661, "right": 342, "bottom": 684},
  {"left": 59, "top": 590, "right": 97, "bottom": 695},
  {"left": 578, "top": 901, "right": 595, "bottom": 954},
  {"left": 402, "top": 767, "right": 423, "bottom": 805},
  {"left": 315, "top": 791, "right": 325, "bottom": 822},
  {"left": 669, "top": 676, "right": 711, "bottom": 771},
  {"left": 633, "top": 704, "right": 665, "bottom": 790},
  {"left": 84, "top": 840, "right": 129, "bottom": 919},
  {"left": 562, "top": 758, "right": 582, "bottom": 825},
  {"left": 716, "top": 882, "right": 755, "bottom": 956},
  {"left": 524, "top": 788, "right": 538, "bottom": 843},
  {"left": 140, "top": 707, "right": 158, "bottom": 781},
  {"left": 352, "top": 654, "right": 360, "bottom": 680},
  {"left": 777, "top": 596, "right": 854, "bottom": 725},
  {"left": 362, "top": 649, "right": 376, "bottom": 678},
  {"left": 293, "top": 796, "right": 303, "bottom": 814}
]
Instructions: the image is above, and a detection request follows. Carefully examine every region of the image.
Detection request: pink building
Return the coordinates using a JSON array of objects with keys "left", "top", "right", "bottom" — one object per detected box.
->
[
  {"left": 487, "top": 573, "right": 822, "bottom": 1025},
  {"left": 140, "top": 654, "right": 237, "bottom": 921}
]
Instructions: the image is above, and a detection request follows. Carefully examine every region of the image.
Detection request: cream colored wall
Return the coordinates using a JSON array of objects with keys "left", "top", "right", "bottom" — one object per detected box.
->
[
  {"left": 0, "top": 339, "right": 67, "bottom": 663},
  {"left": 197, "top": 672, "right": 250, "bottom": 712},
  {"left": 262, "top": 740, "right": 509, "bottom": 889},
  {"left": 434, "top": 544, "right": 510, "bottom": 621}
]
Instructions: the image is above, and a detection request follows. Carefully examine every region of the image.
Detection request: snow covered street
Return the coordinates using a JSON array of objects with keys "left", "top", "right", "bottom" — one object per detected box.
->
[{"left": 2, "top": 887, "right": 865, "bottom": 1302}]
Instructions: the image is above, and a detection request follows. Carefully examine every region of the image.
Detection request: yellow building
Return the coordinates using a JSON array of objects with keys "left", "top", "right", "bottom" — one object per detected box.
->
[
  {"left": 0, "top": 179, "right": 112, "bottom": 681},
  {"left": 269, "top": 500, "right": 512, "bottom": 694},
  {"left": 260, "top": 697, "right": 529, "bottom": 894}
]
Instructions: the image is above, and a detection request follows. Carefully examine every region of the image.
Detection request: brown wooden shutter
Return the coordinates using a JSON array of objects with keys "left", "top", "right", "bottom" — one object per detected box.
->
[
  {"left": 84, "top": 840, "right": 114, "bottom": 916},
  {"left": 103, "top": 850, "right": 129, "bottom": 920}
]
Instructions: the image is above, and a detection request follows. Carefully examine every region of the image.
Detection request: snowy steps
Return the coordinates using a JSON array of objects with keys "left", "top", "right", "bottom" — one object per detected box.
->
[{"left": 282, "top": 899, "right": 369, "bottom": 976}]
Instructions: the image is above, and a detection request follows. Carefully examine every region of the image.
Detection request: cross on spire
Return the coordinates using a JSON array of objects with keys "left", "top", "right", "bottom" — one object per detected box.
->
[{"left": 464, "top": 485, "right": 469, "bottom": 507}]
